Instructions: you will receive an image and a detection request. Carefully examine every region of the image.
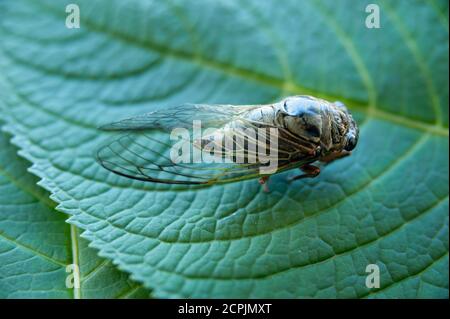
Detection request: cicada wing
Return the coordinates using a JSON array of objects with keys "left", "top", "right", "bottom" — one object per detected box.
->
[
  {"left": 97, "top": 103, "right": 319, "bottom": 185},
  {"left": 97, "top": 132, "right": 205, "bottom": 184},
  {"left": 97, "top": 127, "right": 312, "bottom": 185},
  {"left": 99, "top": 103, "right": 258, "bottom": 132}
]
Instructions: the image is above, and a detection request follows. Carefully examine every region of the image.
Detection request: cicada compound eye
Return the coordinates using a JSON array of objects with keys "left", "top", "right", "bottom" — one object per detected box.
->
[{"left": 344, "top": 135, "right": 357, "bottom": 151}]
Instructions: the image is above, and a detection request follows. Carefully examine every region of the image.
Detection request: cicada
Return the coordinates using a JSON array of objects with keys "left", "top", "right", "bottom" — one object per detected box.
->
[{"left": 97, "top": 95, "right": 359, "bottom": 191}]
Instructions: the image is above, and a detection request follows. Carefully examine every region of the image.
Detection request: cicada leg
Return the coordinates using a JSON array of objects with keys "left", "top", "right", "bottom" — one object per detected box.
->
[
  {"left": 287, "top": 164, "right": 320, "bottom": 182},
  {"left": 319, "top": 150, "right": 351, "bottom": 164},
  {"left": 259, "top": 175, "right": 270, "bottom": 193}
]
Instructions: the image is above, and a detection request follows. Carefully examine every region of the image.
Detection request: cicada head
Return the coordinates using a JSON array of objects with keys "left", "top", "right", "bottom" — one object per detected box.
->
[
  {"left": 343, "top": 114, "right": 359, "bottom": 151},
  {"left": 278, "top": 96, "right": 359, "bottom": 155},
  {"left": 333, "top": 101, "right": 359, "bottom": 152}
]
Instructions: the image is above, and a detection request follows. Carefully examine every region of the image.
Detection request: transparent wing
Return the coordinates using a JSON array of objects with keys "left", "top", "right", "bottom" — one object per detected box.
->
[
  {"left": 97, "top": 104, "right": 319, "bottom": 185},
  {"left": 99, "top": 103, "right": 256, "bottom": 132}
]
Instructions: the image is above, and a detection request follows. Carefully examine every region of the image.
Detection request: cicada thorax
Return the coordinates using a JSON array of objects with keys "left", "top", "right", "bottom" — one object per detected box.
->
[{"left": 240, "top": 104, "right": 318, "bottom": 160}]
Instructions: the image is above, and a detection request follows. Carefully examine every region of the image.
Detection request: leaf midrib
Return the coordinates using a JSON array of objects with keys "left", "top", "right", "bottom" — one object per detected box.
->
[{"left": 70, "top": 225, "right": 82, "bottom": 299}]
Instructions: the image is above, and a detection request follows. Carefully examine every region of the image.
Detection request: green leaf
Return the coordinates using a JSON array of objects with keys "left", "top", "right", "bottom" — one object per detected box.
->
[
  {"left": 0, "top": 0, "right": 448, "bottom": 298},
  {"left": 0, "top": 129, "right": 150, "bottom": 298}
]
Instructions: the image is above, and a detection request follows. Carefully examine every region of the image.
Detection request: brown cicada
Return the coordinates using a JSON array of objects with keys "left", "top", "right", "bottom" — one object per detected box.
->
[{"left": 97, "top": 95, "right": 359, "bottom": 192}]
